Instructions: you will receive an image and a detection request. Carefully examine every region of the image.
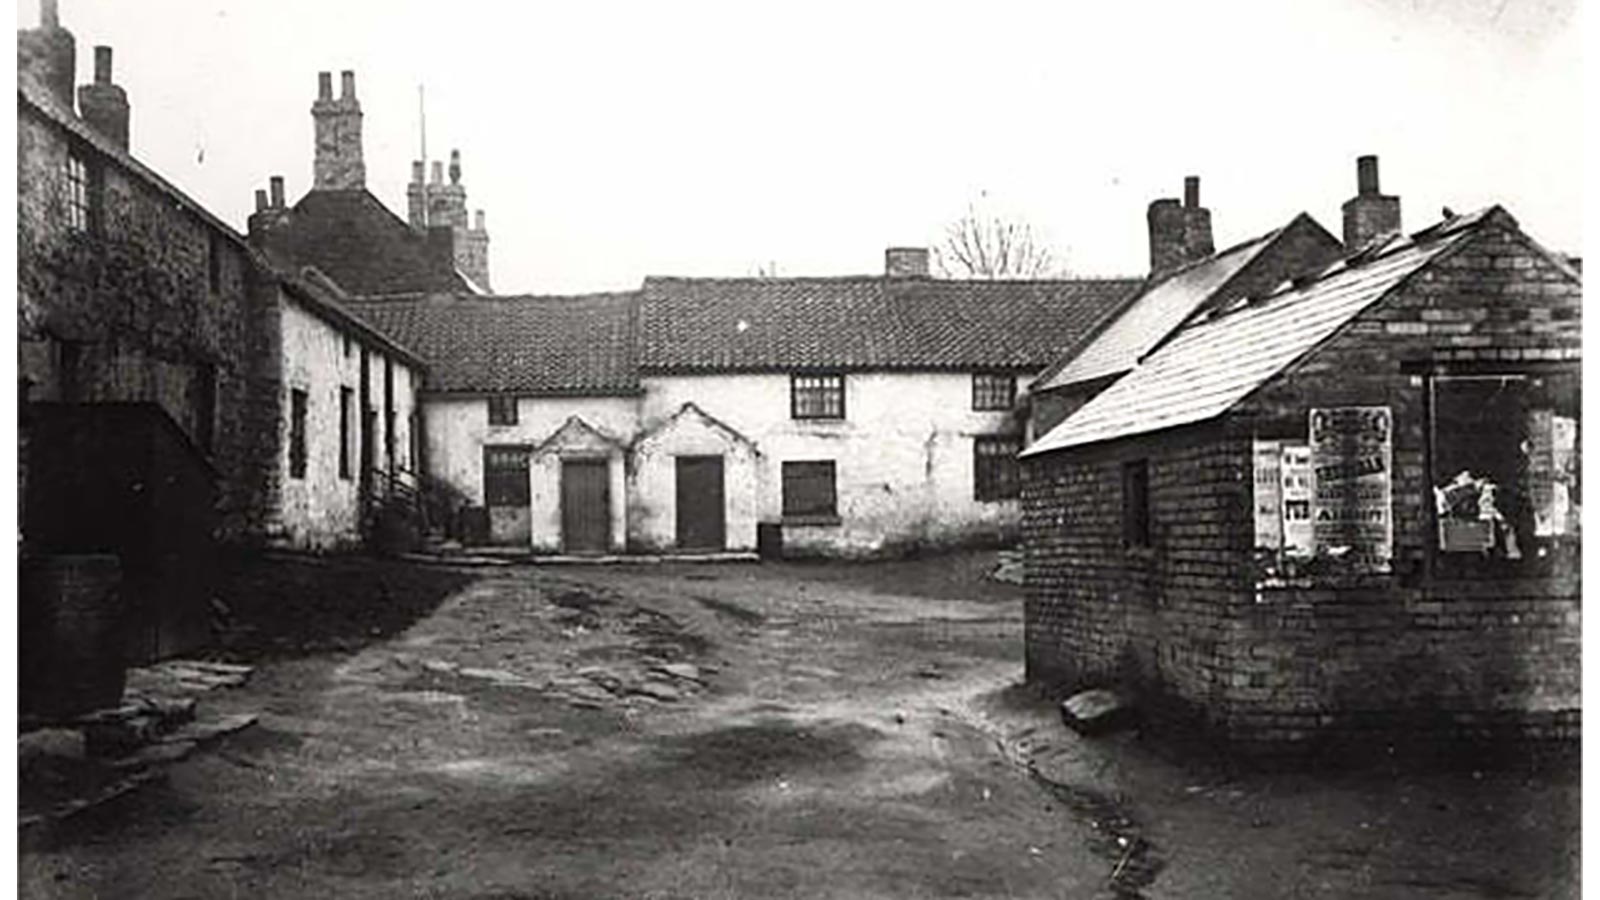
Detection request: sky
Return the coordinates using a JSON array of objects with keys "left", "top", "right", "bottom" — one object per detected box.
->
[{"left": 16, "top": 0, "right": 1582, "bottom": 296}]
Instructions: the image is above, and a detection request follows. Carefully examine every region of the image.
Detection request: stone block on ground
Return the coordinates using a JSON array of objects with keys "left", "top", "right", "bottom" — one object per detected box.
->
[{"left": 1060, "top": 688, "right": 1137, "bottom": 735}]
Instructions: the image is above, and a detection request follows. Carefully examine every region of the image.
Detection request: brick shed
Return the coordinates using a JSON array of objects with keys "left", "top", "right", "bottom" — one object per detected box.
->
[{"left": 1021, "top": 205, "right": 1581, "bottom": 765}]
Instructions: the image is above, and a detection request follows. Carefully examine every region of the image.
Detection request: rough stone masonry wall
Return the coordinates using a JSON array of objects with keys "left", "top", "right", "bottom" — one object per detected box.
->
[
  {"left": 17, "top": 103, "right": 276, "bottom": 544},
  {"left": 1022, "top": 422, "right": 1251, "bottom": 736},
  {"left": 1220, "top": 215, "right": 1582, "bottom": 760}
]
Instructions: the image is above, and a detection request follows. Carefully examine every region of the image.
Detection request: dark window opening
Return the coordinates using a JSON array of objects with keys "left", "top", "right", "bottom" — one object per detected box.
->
[
  {"left": 1123, "top": 459, "right": 1151, "bottom": 548},
  {"left": 974, "top": 435, "right": 1022, "bottom": 501},
  {"left": 483, "top": 445, "right": 531, "bottom": 506},
  {"left": 58, "top": 341, "right": 83, "bottom": 401},
  {"left": 339, "top": 387, "right": 354, "bottom": 480},
  {"left": 65, "top": 151, "right": 93, "bottom": 233},
  {"left": 384, "top": 359, "right": 396, "bottom": 472},
  {"left": 488, "top": 394, "right": 518, "bottom": 426},
  {"left": 1430, "top": 371, "right": 1579, "bottom": 574},
  {"left": 792, "top": 374, "right": 845, "bottom": 420},
  {"left": 783, "top": 460, "right": 838, "bottom": 519},
  {"left": 289, "top": 388, "right": 308, "bottom": 480},
  {"left": 973, "top": 373, "right": 1017, "bottom": 411}
]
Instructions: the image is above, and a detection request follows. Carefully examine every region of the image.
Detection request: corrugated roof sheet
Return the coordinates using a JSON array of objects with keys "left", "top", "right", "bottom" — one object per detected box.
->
[
  {"left": 348, "top": 293, "right": 639, "bottom": 395},
  {"left": 638, "top": 275, "right": 1140, "bottom": 371},
  {"left": 1022, "top": 211, "right": 1491, "bottom": 456},
  {"left": 255, "top": 190, "right": 474, "bottom": 297},
  {"left": 1033, "top": 231, "right": 1278, "bottom": 391}
]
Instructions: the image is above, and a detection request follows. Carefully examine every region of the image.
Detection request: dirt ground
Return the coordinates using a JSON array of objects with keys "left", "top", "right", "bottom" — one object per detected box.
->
[{"left": 18, "top": 553, "right": 1579, "bottom": 899}]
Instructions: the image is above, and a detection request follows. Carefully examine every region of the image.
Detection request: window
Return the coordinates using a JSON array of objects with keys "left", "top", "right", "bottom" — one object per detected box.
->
[
  {"left": 783, "top": 460, "right": 838, "bottom": 520},
  {"left": 974, "top": 435, "right": 1022, "bottom": 501},
  {"left": 1430, "top": 371, "right": 1579, "bottom": 572},
  {"left": 792, "top": 374, "right": 845, "bottom": 420},
  {"left": 488, "top": 394, "right": 518, "bottom": 426},
  {"left": 1122, "top": 459, "right": 1150, "bottom": 547},
  {"left": 289, "top": 388, "right": 308, "bottom": 479},
  {"left": 65, "top": 151, "right": 93, "bottom": 232},
  {"left": 339, "top": 387, "right": 354, "bottom": 480},
  {"left": 483, "top": 446, "right": 531, "bottom": 506},
  {"left": 384, "top": 360, "right": 396, "bottom": 472},
  {"left": 973, "top": 373, "right": 1017, "bottom": 411}
]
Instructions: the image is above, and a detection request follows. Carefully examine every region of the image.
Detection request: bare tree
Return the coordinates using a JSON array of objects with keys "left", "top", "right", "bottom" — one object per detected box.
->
[{"left": 933, "top": 198, "right": 1064, "bottom": 279}]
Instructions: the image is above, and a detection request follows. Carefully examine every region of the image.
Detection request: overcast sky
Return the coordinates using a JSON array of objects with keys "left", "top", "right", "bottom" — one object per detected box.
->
[{"left": 19, "top": 0, "right": 1581, "bottom": 295}]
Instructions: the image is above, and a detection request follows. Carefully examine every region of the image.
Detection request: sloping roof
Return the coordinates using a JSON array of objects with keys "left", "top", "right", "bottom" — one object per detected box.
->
[
  {"left": 279, "top": 267, "right": 427, "bottom": 370},
  {"left": 637, "top": 275, "right": 1141, "bottom": 372},
  {"left": 254, "top": 190, "right": 473, "bottom": 297},
  {"left": 347, "top": 292, "right": 639, "bottom": 395},
  {"left": 1032, "top": 231, "right": 1280, "bottom": 392},
  {"left": 1023, "top": 210, "right": 1497, "bottom": 457}
]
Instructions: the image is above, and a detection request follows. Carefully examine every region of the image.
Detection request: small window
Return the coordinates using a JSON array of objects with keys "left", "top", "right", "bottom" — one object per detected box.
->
[
  {"left": 339, "top": 387, "right": 354, "bottom": 480},
  {"left": 1122, "top": 459, "right": 1150, "bottom": 548},
  {"left": 65, "top": 151, "right": 93, "bottom": 232},
  {"left": 792, "top": 374, "right": 845, "bottom": 420},
  {"left": 974, "top": 435, "right": 1022, "bottom": 501},
  {"left": 783, "top": 460, "right": 838, "bottom": 519},
  {"left": 289, "top": 388, "right": 308, "bottom": 480},
  {"left": 488, "top": 394, "right": 518, "bottom": 426},
  {"left": 973, "top": 373, "right": 1017, "bottom": 411},
  {"left": 483, "top": 446, "right": 531, "bottom": 506},
  {"left": 342, "top": 334, "right": 353, "bottom": 358}
]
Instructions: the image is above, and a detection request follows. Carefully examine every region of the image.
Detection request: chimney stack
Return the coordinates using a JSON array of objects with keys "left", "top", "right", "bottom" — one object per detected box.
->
[
  {"left": 269, "top": 175, "right": 285, "bottom": 208},
  {"left": 311, "top": 69, "right": 365, "bottom": 190},
  {"left": 255, "top": 189, "right": 268, "bottom": 212},
  {"left": 407, "top": 160, "right": 428, "bottom": 229},
  {"left": 1148, "top": 175, "right": 1214, "bottom": 276},
  {"left": 18, "top": 0, "right": 76, "bottom": 108},
  {"left": 1341, "top": 154, "right": 1401, "bottom": 249},
  {"left": 77, "top": 45, "right": 130, "bottom": 150},
  {"left": 248, "top": 176, "right": 291, "bottom": 238},
  {"left": 885, "top": 247, "right": 930, "bottom": 279}
]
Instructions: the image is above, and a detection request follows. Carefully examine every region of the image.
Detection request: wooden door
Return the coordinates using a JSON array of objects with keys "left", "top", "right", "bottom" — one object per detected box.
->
[
  {"left": 675, "top": 456, "right": 725, "bottom": 551},
  {"left": 561, "top": 458, "right": 611, "bottom": 553}
]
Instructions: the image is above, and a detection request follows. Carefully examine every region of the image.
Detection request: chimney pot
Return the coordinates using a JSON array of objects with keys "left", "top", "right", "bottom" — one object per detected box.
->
[
  {"left": 40, "top": 0, "right": 60, "bottom": 28},
  {"left": 1357, "top": 155, "right": 1381, "bottom": 196},
  {"left": 430, "top": 161, "right": 443, "bottom": 185},
  {"left": 317, "top": 72, "right": 332, "bottom": 101},
  {"left": 1342, "top": 155, "right": 1401, "bottom": 248},
  {"left": 1184, "top": 175, "right": 1200, "bottom": 209},
  {"left": 449, "top": 149, "right": 461, "bottom": 185},
  {"left": 254, "top": 188, "right": 268, "bottom": 212},
  {"left": 93, "top": 45, "right": 112, "bottom": 85},
  {"left": 411, "top": 160, "right": 425, "bottom": 184},
  {"left": 269, "top": 175, "right": 285, "bottom": 208},
  {"left": 340, "top": 70, "right": 356, "bottom": 101},
  {"left": 474, "top": 210, "right": 486, "bottom": 231},
  {"left": 885, "top": 247, "right": 930, "bottom": 279}
]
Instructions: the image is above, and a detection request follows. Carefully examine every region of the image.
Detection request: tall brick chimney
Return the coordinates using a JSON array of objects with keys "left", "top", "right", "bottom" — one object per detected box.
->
[
  {"left": 1148, "top": 175, "right": 1214, "bottom": 276},
  {"left": 885, "top": 247, "right": 930, "bottom": 278},
  {"left": 424, "top": 149, "right": 490, "bottom": 289},
  {"left": 406, "top": 160, "right": 427, "bottom": 229},
  {"left": 247, "top": 175, "right": 292, "bottom": 237},
  {"left": 1341, "top": 155, "right": 1401, "bottom": 249},
  {"left": 77, "top": 45, "right": 129, "bottom": 151},
  {"left": 311, "top": 70, "right": 365, "bottom": 190},
  {"left": 18, "top": 0, "right": 76, "bottom": 108}
]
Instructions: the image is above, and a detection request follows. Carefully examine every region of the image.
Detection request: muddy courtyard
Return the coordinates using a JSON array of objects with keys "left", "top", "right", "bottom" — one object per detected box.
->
[{"left": 19, "top": 554, "right": 1578, "bottom": 899}]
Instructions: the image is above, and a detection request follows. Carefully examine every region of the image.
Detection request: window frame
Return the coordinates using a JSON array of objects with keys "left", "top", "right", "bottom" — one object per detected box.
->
[
  {"left": 483, "top": 444, "right": 532, "bottom": 507},
  {"left": 289, "top": 388, "right": 309, "bottom": 480},
  {"left": 65, "top": 149, "right": 94, "bottom": 233},
  {"left": 487, "top": 394, "right": 519, "bottom": 426},
  {"left": 973, "top": 434, "right": 1022, "bottom": 501},
  {"left": 338, "top": 386, "right": 354, "bottom": 480},
  {"left": 972, "top": 372, "right": 1018, "bottom": 412},
  {"left": 791, "top": 373, "right": 846, "bottom": 420},
  {"left": 1122, "top": 458, "right": 1151, "bottom": 548},
  {"left": 782, "top": 460, "right": 839, "bottom": 521}
]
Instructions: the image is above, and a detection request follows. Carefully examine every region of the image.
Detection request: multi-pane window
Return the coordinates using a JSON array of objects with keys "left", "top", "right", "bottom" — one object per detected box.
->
[
  {"left": 289, "top": 388, "right": 308, "bottom": 480},
  {"left": 1430, "top": 370, "right": 1579, "bottom": 573},
  {"left": 1122, "top": 459, "right": 1150, "bottom": 548},
  {"left": 974, "top": 435, "right": 1022, "bottom": 501},
  {"left": 782, "top": 460, "right": 838, "bottom": 519},
  {"left": 973, "top": 373, "right": 1017, "bottom": 411},
  {"left": 488, "top": 394, "right": 518, "bottom": 426},
  {"left": 483, "top": 446, "right": 531, "bottom": 506},
  {"left": 791, "top": 374, "right": 845, "bottom": 420},
  {"left": 339, "top": 387, "right": 354, "bottom": 480},
  {"left": 65, "top": 152, "right": 92, "bottom": 232}
]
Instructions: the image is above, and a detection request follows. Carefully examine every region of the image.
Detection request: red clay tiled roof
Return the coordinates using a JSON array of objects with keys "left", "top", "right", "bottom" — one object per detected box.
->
[
  {"left": 347, "top": 292, "right": 639, "bottom": 395},
  {"left": 255, "top": 190, "right": 473, "bottom": 297},
  {"left": 637, "top": 275, "right": 1141, "bottom": 372}
]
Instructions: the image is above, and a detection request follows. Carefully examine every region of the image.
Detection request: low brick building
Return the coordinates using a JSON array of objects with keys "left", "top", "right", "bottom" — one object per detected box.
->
[{"left": 1021, "top": 170, "right": 1581, "bottom": 763}]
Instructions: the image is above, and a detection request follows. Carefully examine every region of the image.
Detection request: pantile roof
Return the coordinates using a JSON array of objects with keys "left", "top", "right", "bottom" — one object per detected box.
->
[
  {"left": 347, "top": 292, "right": 639, "bottom": 395},
  {"left": 637, "top": 275, "right": 1141, "bottom": 372},
  {"left": 254, "top": 190, "right": 474, "bottom": 297},
  {"left": 1023, "top": 209, "right": 1500, "bottom": 456}
]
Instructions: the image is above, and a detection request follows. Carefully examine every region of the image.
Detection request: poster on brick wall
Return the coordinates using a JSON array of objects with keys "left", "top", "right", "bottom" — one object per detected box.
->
[
  {"left": 1252, "top": 439, "right": 1282, "bottom": 549},
  {"left": 1309, "top": 406, "right": 1392, "bottom": 572},
  {"left": 1281, "top": 444, "right": 1315, "bottom": 556}
]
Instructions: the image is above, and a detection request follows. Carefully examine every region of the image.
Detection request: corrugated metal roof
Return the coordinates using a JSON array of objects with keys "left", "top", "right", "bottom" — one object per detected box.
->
[
  {"left": 1022, "top": 212, "right": 1490, "bottom": 457},
  {"left": 1033, "top": 231, "right": 1277, "bottom": 391}
]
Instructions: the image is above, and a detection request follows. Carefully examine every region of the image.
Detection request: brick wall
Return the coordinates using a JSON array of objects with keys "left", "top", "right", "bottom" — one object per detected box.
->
[{"left": 1024, "top": 212, "right": 1582, "bottom": 763}]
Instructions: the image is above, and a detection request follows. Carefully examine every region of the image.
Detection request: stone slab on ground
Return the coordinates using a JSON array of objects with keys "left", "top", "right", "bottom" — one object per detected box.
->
[{"left": 1060, "top": 688, "right": 1136, "bottom": 735}]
